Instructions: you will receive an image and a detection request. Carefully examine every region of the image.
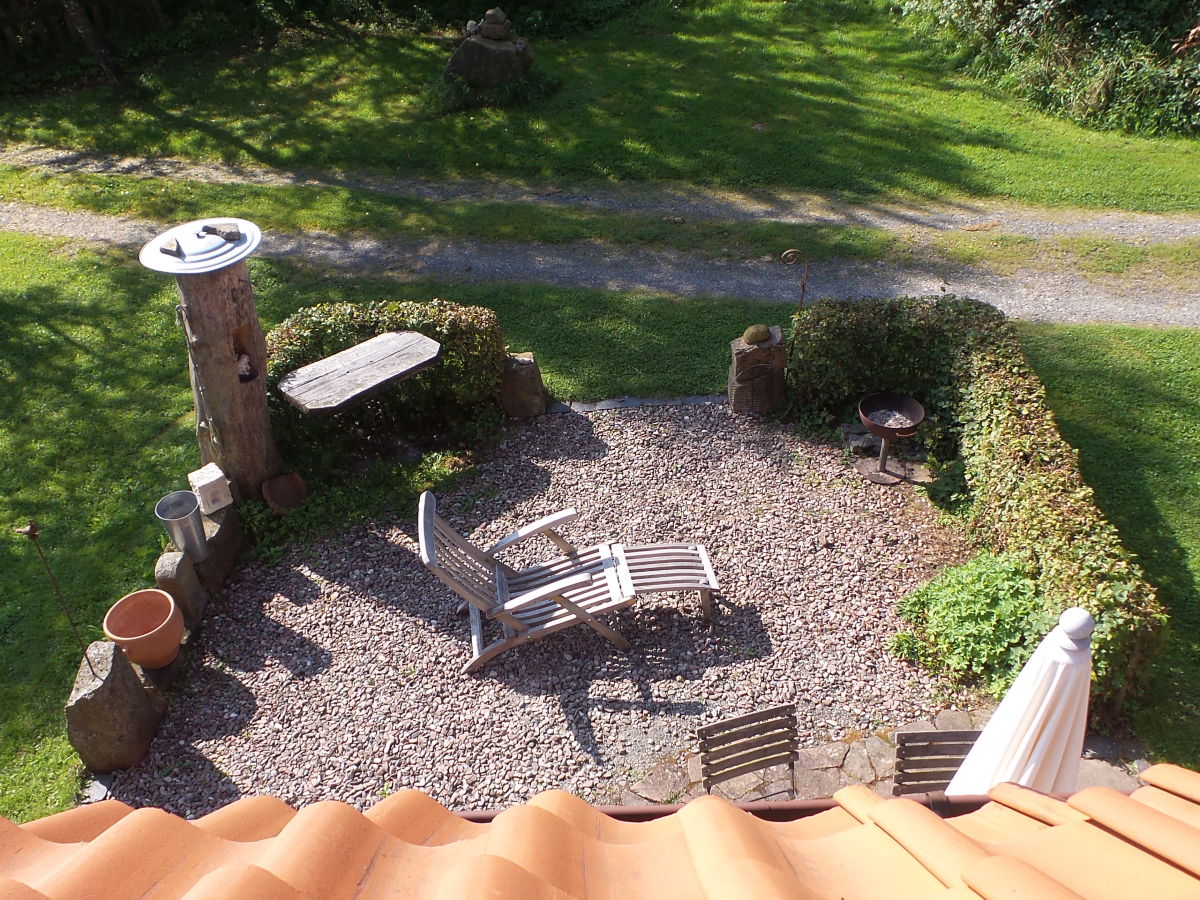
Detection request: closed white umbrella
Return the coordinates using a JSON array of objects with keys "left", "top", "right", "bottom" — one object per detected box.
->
[{"left": 946, "top": 607, "right": 1095, "bottom": 797}]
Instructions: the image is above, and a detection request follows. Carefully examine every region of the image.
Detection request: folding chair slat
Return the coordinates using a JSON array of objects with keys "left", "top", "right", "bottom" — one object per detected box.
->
[
  {"left": 892, "top": 730, "right": 981, "bottom": 797},
  {"left": 697, "top": 704, "right": 796, "bottom": 739},
  {"left": 701, "top": 735, "right": 799, "bottom": 768},
  {"left": 698, "top": 718, "right": 798, "bottom": 752},
  {"left": 703, "top": 753, "right": 798, "bottom": 787}
]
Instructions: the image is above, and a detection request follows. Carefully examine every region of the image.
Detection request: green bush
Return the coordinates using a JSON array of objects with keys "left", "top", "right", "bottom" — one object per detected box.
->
[
  {"left": 265, "top": 298, "right": 507, "bottom": 467},
  {"left": 787, "top": 296, "right": 1166, "bottom": 716},
  {"left": 902, "top": 0, "right": 1200, "bottom": 136},
  {"left": 894, "top": 552, "right": 1045, "bottom": 693}
]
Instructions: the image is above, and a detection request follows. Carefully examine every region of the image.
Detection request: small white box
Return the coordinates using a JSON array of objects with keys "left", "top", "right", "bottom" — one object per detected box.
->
[{"left": 187, "top": 463, "right": 234, "bottom": 515}]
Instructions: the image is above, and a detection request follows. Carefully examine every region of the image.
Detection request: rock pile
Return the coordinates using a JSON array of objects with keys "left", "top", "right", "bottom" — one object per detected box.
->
[{"left": 445, "top": 8, "right": 534, "bottom": 90}]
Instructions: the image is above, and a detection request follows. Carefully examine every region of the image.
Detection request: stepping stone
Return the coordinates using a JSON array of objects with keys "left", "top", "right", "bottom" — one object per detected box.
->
[
  {"left": 630, "top": 762, "right": 688, "bottom": 803},
  {"left": 842, "top": 744, "right": 875, "bottom": 784},
  {"left": 796, "top": 741, "right": 849, "bottom": 770},
  {"left": 935, "top": 709, "right": 973, "bottom": 731},
  {"left": 864, "top": 736, "right": 895, "bottom": 780}
]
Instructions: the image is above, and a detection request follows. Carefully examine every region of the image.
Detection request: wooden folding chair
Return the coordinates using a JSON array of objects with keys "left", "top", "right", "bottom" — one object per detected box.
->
[
  {"left": 892, "top": 730, "right": 982, "bottom": 796},
  {"left": 698, "top": 704, "right": 800, "bottom": 798}
]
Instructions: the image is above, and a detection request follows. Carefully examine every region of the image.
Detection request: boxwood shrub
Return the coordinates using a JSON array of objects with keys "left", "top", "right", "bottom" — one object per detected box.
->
[
  {"left": 786, "top": 296, "right": 1165, "bottom": 716},
  {"left": 266, "top": 298, "right": 507, "bottom": 466}
]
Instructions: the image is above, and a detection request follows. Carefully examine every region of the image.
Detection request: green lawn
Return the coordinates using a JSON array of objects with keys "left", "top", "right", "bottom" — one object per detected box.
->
[
  {"left": 1, "top": 0, "right": 1197, "bottom": 210},
  {"left": 1017, "top": 324, "right": 1200, "bottom": 767}
]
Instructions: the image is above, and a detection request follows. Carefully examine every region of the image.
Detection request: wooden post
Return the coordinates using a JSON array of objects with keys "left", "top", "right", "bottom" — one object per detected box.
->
[{"left": 174, "top": 259, "right": 280, "bottom": 500}]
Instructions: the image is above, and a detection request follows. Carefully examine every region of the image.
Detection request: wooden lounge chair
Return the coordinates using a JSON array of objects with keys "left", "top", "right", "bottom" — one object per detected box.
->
[{"left": 417, "top": 491, "right": 720, "bottom": 673}]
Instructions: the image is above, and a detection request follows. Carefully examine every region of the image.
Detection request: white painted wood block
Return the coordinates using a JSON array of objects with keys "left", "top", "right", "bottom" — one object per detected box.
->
[{"left": 188, "top": 463, "right": 234, "bottom": 515}]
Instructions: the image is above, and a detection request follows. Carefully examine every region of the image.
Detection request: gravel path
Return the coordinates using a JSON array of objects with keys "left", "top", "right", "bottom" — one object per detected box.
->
[
  {"left": 108, "top": 405, "right": 971, "bottom": 817},
  {"left": 5, "top": 200, "right": 1198, "bottom": 325},
  {"left": 6, "top": 144, "right": 1200, "bottom": 241}
]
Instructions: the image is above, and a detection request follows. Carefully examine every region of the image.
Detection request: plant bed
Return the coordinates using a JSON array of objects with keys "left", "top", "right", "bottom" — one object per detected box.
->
[{"left": 785, "top": 296, "right": 1166, "bottom": 717}]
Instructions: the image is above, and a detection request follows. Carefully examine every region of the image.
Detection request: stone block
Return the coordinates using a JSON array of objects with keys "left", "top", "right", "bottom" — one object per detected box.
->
[
  {"left": 864, "top": 735, "right": 895, "bottom": 780},
  {"left": 630, "top": 761, "right": 688, "bottom": 803},
  {"left": 65, "top": 642, "right": 166, "bottom": 773},
  {"left": 445, "top": 34, "right": 534, "bottom": 91},
  {"left": 500, "top": 352, "right": 547, "bottom": 418},
  {"left": 711, "top": 771, "right": 762, "bottom": 801},
  {"left": 796, "top": 741, "right": 848, "bottom": 770},
  {"left": 842, "top": 744, "right": 876, "bottom": 784},
  {"left": 188, "top": 462, "right": 234, "bottom": 515},
  {"left": 793, "top": 766, "right": 849, "bottom": 801},
  {"left": 935, "top": 709, "right": 974, "bottom": 731},
  {"left": 155, "top": 551, "right": 207, "bottom": 628},
  {"left": 891, "top": 719, "right": 936, "bottom": 740},
  {"left": 685, "top": 753, "right": 703, "bottom": 785},
  {"left": 195, "top": 506, "right": 245, "bottom": 593}
]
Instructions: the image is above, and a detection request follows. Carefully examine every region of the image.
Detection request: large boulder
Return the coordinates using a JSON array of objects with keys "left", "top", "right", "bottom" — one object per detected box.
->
[{"left": 65, "top": 641, "right": 166, "bottom": 773}]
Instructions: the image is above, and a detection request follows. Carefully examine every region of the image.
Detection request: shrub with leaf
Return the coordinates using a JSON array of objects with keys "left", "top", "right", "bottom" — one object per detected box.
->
[
  {"left": 266, "top": 298, "right": 507, "bottom": 469},
  {"left": 787, "top": 295, "right": 1166, "bottom": 716}
]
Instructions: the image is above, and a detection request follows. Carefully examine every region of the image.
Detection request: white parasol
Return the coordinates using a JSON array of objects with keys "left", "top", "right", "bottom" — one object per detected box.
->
[{"left": 946, "top": 607, "right": 1095, "bottom": 797}]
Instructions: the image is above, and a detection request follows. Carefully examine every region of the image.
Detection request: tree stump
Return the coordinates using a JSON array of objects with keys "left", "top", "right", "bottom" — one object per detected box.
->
[
  {"left": 728, "top": 325, "right": 786, "bottom": 416},
  {"left": 174, "top": 260, "right": 281, "bottom": 500}
]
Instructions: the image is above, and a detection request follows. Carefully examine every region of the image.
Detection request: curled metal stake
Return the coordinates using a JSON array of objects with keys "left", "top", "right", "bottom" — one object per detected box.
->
[{"left": 15, "top": 521, "right": 96, "bottom": 677}]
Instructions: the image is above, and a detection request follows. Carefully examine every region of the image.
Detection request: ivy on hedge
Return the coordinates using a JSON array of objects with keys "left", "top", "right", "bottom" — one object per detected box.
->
[
  {"left": 786, "top": 296, "right": 1166, "bottom": 715},
  {"left": 266, "top": 298, "right": 507, "bottom": 465}
]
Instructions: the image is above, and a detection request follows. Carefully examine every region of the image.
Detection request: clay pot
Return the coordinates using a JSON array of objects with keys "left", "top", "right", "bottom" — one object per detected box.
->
[{"left": 103, "top": 589, "right": 184, "bottom": 669}]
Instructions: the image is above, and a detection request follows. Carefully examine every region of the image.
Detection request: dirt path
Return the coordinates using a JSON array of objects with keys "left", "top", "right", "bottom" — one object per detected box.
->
[{"left": 3, "top": 145, "right": 1199, "bottom": 325}]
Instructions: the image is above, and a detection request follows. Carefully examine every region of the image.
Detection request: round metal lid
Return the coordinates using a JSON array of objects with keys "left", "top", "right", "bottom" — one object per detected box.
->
[{"left": 139, "top": 218, "right": 262, "bottom": 274}]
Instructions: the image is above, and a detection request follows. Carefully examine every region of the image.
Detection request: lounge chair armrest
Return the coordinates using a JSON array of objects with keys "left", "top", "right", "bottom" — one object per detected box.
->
[
  {"left": 499, "top": 572, "right": 594, "bottom": 613},
  {"left": 486, "top": 508, "right": 580, "bottom": 556}
]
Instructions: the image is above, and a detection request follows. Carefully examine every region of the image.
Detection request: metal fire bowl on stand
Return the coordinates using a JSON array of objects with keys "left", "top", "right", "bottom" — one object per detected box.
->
[{"left": 858, "top": 392, "right": 925, "bottom": 485}]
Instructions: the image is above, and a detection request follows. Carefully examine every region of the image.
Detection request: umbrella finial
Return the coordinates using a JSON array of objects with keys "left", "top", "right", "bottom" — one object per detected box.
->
[{"left": 1059, "top": 607, "right": 1095, "bottom": 644}]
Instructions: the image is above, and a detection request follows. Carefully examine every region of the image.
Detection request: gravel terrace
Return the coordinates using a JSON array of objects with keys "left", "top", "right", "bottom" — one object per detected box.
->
[{"left": 109, "top": 404, "right": 971, "bottom": 817}]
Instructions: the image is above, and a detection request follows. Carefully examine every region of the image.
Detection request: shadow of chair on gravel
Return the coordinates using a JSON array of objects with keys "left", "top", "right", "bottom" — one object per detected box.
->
[
  {"left": 484, "top": 594, "right": 774, "bottom": 765},
  {"left": 199, "top": 563, "right": 332, "bottom": 681}
]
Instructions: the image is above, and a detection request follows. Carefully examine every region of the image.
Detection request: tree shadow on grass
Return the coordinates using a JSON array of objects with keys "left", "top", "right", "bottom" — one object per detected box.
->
[
  {"left": 1022, "top": 329, "right": 1200, "bottom": 765},
  {"left": 1, "top": 0, "right": 1015, "bottom": 202}
]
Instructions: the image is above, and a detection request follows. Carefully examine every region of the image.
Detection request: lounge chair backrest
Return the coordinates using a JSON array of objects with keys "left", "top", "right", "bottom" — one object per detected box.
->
[{"left": 418, "top": 492, "right": 499, "bottom": 613}]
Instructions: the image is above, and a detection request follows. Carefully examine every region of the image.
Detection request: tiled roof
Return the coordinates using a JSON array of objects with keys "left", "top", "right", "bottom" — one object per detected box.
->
[{"left": 3, "top": 763, "right": 1200, "bottom": 898}]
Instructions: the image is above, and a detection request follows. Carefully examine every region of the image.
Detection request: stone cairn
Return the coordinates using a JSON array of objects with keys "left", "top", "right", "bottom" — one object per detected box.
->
[{"left": 445, "top": 8, "right": 534, "bottom": 90}]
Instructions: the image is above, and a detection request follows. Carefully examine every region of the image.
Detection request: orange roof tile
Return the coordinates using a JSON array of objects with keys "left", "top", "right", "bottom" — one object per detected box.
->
[{"left": 3, "top": 764, "right": 1200, "bottom": 898}]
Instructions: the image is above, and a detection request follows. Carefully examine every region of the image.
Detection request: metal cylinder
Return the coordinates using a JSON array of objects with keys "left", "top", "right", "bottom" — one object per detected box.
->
[{"left": 155, "top": 491, "right": 209, "bottom": 561}]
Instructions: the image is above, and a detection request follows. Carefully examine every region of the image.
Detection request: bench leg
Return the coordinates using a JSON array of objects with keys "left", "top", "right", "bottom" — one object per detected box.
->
[{"left": 699, "top": 589, "right": 713, "bottom": 623}]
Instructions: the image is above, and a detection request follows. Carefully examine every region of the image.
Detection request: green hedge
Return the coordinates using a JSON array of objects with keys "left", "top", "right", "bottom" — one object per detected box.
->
[
  {"left": 265, "top": 298, "right": 507, "bottom": 465},
  {"left": 786, "top": 296, "right": 1166, "bottom": 715}
]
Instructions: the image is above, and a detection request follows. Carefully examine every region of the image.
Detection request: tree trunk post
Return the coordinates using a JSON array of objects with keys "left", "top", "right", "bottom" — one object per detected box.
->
[{"left": 140, "top": 220, "right": 281, "bottom": 500}]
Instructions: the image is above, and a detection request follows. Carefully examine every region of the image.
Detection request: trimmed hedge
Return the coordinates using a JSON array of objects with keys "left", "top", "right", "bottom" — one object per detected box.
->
[
  {"left": 266, "top": 298, "right": 507, "bottom": 464},
  {"left": 786, "top": 296, "right": 1165, "bottom": 715}
]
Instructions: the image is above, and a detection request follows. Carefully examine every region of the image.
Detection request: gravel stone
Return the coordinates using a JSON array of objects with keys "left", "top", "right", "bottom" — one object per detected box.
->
[{"left": 109, "top": 405, "right": 972, "bottom": 815}]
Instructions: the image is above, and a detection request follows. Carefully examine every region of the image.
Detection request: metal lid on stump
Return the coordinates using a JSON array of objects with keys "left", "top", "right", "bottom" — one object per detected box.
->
[{"left": 139, "top": 218, "right": 262, "bottom": 274}]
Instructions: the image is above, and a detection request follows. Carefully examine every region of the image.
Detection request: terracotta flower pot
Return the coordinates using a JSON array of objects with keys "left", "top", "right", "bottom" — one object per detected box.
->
[{"left": 103, "top": 588, "right": 184, "bottom": 669}]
